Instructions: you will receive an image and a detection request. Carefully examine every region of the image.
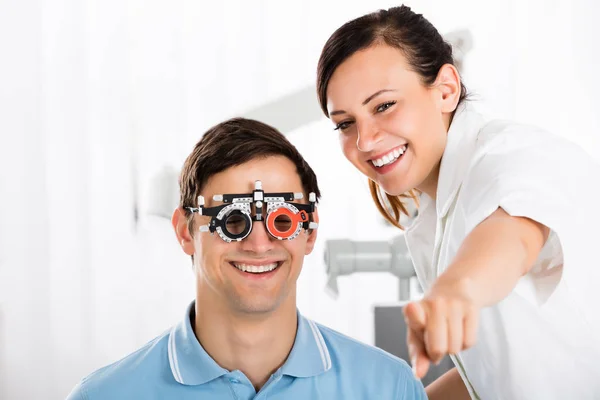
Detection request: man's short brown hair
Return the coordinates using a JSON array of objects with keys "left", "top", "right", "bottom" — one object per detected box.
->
[{"left": 179, "top": 117, "right": 321, "bottom": 236}]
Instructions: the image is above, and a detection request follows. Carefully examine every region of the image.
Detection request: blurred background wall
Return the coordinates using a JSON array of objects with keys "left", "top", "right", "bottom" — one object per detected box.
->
[{"left": 1, "top": 0, "right": 598, "bottom": 398}]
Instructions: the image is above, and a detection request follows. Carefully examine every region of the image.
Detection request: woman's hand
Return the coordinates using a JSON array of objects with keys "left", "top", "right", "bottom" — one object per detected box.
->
[
  {"left": 403, "top": 278, "right": 480, "bottom": 379},
  {"left": 403, "top": 208, "right": 549, "bottom": 378}
]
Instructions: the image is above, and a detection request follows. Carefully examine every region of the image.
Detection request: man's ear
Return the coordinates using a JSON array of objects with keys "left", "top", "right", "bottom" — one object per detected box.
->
[
  {"left": 305, "top": 208, "right": 319, "bottom": 255},
  {"left": 434, "top": 63, "right": 462, "bottom": 113},
  {"left": 172, "top": 207, "right": 195, "bottom": 256}
]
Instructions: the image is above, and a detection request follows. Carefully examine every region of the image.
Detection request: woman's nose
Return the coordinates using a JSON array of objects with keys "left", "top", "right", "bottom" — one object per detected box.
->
[{"left": 356, "top": 120, "right": 382, "bottom": 152}]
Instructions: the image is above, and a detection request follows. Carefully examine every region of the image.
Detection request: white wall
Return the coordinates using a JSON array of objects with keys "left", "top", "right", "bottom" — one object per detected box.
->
[{"left": 1, "top": 1, "right": 598, "bottom": 399}]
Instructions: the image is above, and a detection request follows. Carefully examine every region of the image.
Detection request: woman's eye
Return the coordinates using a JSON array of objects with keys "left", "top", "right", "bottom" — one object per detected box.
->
[
  {"left": 334, "top": 121, "right": 353, "bottom": 131},
  {"left": 376, "top": 101, "right": 396, "bottom": 113}
]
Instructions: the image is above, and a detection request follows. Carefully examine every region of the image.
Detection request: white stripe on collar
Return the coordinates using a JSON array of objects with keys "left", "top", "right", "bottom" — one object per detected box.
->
[
  {"left": 168, "top": 325, "right": 184, "bottom": 384},
  {"left": 307, "top": 319, "right": 332, "bottom": 371}
]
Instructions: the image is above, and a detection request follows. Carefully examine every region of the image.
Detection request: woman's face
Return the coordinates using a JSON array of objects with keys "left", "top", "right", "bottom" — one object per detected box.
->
[{"left": 326, "top": 44, "right": 453, "bottom": 197}]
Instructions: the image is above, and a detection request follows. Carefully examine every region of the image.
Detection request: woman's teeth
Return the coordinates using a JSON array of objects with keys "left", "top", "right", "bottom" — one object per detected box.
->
[
  {"left": 371, "top": 145, "right": 407, "bottom": 167},
  {"left": 232, "top": 262, "right": 278, "bottom": 274}
]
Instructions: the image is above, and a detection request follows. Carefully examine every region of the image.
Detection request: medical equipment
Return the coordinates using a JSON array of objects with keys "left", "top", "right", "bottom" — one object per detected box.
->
[
  {"left": 186, "top": 180, "right": 318, "bottom": 242},
  {"left": 323, "top": 236, "right": 453, "bottom": 386},
  {"left": 323, "top": 235, "right": 417, "bottom": 300}
]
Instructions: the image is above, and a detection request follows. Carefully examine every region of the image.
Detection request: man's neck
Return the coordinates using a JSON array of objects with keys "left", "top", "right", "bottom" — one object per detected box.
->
[{"left": 193, "top": 295, "right": 298, "bottom": 392}]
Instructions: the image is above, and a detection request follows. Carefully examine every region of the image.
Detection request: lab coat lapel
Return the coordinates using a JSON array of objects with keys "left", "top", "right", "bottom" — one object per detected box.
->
[
  {"left": 406, "top": 102, "right": 489, "bottom": 285},
  {"left": 435, "top": 102, "right": 488, "bottom": 219}
]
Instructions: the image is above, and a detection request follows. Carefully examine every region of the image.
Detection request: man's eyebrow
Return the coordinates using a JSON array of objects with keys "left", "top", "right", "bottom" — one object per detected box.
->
[{"left": 329, "top": 89, "right": 397, "bottom": 116}]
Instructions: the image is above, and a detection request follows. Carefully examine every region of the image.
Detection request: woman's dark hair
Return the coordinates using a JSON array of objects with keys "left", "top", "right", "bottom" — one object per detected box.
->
[{"left": 316, "top": 4, "right": 468, "bottom": 229}]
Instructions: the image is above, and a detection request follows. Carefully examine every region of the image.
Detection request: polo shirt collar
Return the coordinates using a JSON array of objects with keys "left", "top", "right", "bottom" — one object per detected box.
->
[{"left": 168, "top": 301, "right": 332, "bottom": 386}]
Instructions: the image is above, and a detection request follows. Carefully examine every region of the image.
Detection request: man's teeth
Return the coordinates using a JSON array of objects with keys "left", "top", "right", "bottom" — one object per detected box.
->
[
  {"left": 233, "top": 262, "right": 278, "bottom": 273},
  {"left": 371, "top": 145, "right": 407, "bottom": 167}
]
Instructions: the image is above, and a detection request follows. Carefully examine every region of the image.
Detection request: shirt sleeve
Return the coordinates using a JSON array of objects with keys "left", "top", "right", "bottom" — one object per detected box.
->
[
  {"left": 64, "top": 382, "right": 89, "bottom": 400},
  {"left": 460, "top": 122, "right": 600, "bottom": 307},
  {"left": 397, "top": 374, "right": 428, "bottom": 399}
]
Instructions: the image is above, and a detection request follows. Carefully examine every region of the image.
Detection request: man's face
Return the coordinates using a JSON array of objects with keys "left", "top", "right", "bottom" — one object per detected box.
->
[{"left": 174, "top": 155, "right": 318, "bottom": 316}]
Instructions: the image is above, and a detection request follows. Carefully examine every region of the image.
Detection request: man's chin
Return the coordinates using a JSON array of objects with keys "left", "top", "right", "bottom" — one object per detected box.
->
[
  {"left": 229, "top": 295, "right": 286, "bottom": 316},
  {"left": 233, "top": 304, "right": 278, "bottom": 317}
]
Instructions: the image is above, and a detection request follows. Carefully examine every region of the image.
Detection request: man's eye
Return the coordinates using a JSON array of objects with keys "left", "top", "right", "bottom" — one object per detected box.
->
[
  {"left": 226, "top": 216, "right": 244, "bottom": 226},
  {"left": 376, "top": 101, "right": 396, "bottom": 113}
]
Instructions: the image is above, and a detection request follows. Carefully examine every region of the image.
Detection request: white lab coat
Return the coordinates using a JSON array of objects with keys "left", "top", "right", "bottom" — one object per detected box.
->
[{"left": 404, "top": 102, "right": 600, "bottom": 399}]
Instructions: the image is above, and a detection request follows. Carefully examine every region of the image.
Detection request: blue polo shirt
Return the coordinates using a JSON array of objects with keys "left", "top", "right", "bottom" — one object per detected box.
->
[{"left": 66, "top": 302, "right": 426, "bottom": 399}]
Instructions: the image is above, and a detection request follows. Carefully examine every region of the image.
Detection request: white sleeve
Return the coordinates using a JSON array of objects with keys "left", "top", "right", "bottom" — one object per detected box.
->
[{"left": 459, "top": 123, "right": 600, "bottom": 306}]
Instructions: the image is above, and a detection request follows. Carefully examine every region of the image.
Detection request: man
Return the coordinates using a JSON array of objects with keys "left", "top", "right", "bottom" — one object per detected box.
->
[{"left": 66, "top": 118, "right": 426, "bottom": 399}]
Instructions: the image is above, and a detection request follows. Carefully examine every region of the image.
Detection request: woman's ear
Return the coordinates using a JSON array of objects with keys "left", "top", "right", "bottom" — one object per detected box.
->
[
  {"left": 434, "top": 63, "right": 462, "bottom": 113},
  {"left": 305, "top": 208, "right": 319, "bottom": 255},
  {"left": 172, "top": 207, "right": 195, "bottom": 256}
]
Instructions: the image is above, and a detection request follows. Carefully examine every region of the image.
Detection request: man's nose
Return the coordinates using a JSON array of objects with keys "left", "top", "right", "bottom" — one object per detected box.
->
[{"left": 239, "top": 220, "right": 276, "bottom": 253}]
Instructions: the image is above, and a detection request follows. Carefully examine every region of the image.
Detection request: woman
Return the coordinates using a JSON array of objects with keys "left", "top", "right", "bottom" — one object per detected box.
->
[{"left": 316, "top": 5, "right": 600, "bottom": 400}]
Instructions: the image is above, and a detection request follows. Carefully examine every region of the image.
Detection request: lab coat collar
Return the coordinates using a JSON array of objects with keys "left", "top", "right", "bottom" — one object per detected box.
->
[{"left": 435, "top": 101, "right": 488, "bottom": 218}]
